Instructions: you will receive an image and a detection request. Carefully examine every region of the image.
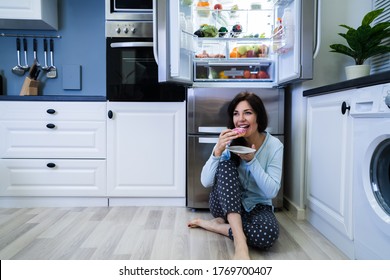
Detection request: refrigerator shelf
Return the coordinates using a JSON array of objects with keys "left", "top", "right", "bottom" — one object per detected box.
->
[{"left": 194, "top": 60, "right": 274, "bottom": 82}]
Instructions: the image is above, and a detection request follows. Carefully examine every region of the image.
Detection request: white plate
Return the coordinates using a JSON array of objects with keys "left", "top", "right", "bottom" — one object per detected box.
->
[{"left": 228, "top": 146, "right": 256, "bottom": 154}]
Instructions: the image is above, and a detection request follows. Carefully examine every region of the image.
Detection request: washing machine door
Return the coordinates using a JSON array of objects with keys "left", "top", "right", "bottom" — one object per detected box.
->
[{"left": 370, "top": 138, "right": 390, "bottom": 216}]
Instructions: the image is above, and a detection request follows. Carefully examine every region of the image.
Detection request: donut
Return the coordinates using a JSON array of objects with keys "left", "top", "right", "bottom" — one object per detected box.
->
[{"left": 232, "top": 127, "right": 247, "bottom": 137}]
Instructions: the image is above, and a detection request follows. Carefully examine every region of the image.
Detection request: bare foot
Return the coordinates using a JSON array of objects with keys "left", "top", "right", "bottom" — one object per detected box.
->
[{"left": 187, "top": 217, "right": 226, "bottom": 229}]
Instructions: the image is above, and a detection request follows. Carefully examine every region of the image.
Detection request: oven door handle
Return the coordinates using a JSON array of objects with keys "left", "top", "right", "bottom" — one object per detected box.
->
[{"left": 110, "top": 42, "right": 154, "bottom": 48}]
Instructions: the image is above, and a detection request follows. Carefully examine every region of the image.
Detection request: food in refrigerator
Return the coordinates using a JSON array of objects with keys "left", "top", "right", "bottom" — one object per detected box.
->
[
  {"left": 194, "top": 39, "right": 226, "bottom": 58},
  {"left": 196, "top": 1, "right": 211, "bottom": 17},
  {"left": 194, "top": 62, "right": 272, "bottom": 81},
  {"left": 229, "top": 42, "right": 269, "bottom": 58}
]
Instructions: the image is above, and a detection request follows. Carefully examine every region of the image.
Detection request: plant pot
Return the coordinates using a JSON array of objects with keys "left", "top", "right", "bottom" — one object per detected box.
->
[{"left": 345, "top": 65, "right": 371, "bottom": 80}]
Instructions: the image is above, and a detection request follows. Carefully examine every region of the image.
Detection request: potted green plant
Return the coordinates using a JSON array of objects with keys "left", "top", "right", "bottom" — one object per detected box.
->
[{"left": 329, "top": 8, "right": 390, "bottom": 79}]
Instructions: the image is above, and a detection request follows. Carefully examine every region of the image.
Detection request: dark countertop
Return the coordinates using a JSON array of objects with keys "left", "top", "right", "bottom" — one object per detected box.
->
[
  {"left": 303, "top": 71, "right": 390, "bottom": 97},
  {"left": 0, "top": 95, "right": 107, "bottom": 101}
]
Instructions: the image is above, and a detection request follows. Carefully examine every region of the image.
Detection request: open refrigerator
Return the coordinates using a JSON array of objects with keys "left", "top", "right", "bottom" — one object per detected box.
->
[
  {"left": 154, "top": 0, "right": 315, "bottom": 87},
  {"left": 153, "top": 0, "right": 316, "bottom": 209}
]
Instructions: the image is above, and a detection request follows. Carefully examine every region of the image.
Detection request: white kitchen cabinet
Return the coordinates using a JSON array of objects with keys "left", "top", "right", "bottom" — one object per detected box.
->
[
  {"left": 0, "top": 0, "right": 58, "bottom": 30},
  {"left": 305, "top": 89, "right": 354, "bottom": 258},
  {"left": 107, "top": 102, "right": 186, "bottom": 205},
  {"left": 0, "top": 101, "right": 107, "bottom": 197}
]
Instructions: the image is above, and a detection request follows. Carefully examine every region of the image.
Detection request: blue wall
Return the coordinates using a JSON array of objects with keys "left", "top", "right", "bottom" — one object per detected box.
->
[{"left": 0, "top": 0, "right": 105, "bottom": 96}]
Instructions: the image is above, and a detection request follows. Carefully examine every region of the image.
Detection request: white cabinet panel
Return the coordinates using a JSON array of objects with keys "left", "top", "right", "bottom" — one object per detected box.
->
[
  {"left": 107, "top": 102, "right": 186, "bottom": 198},
  {"left": 0, "top": 101, "right": 106, "bottom": 121},
  {"left": 0, "top": 159, "right": 106, "bottom": 196},
  {"left": 0, "top": 121, "right": 106, "bottom": 158},
  {"left": 305, "top": 90, "right": 354, "bottom": 258},
  {"left": 0, "top": 101, "right": 107, "bottom": 200}
]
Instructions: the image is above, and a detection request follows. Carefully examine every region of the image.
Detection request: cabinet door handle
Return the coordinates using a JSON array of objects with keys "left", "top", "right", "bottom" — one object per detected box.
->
[
  {"left": 46, "top": 123, "right": 56, "bottom": 129},
  {"left": 108, "top": 110, "right": 113, "bottom": 119},
  {"left": 341, "top": 101, "right": 350, "bottom": 115},
  {"left": 46, "top": 163, "right": 56, "bottom": 168},
  {"left": 46, "top": 109, "right": 56, "bottom": 114}
]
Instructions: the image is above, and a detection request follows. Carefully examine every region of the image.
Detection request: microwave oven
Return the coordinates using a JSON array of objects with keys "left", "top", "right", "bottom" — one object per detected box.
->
[{"left": 105, "top": 0, "right": 153, "bottom": 21}]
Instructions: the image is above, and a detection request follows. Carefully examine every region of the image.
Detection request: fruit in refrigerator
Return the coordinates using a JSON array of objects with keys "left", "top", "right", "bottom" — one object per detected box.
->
[
  {"left": 257, "top": 70, "right": 269, "bottom": 79},
  {"left": 229, "top": 50, "right": 239, "bottom": 58},
  {"left": 243, "top": 70, "right": 251, "bottom": 78},
  {"left": 237, "top": 45, "right": 247, "bottom": 56},
  {"left": 218, "top": 27, "right": 228, "bottom": 37},
  {"left": 232, "top": 24, "right": 242, "bottom": 33},
  {"left": 213, "top": 4, "right": 222, "bottom": 10}
]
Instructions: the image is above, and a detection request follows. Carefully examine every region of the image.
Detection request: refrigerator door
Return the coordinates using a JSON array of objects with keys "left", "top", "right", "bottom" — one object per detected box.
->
[
  {"left": 277, "top": 0, "right": 314, "bottom": 84},
  {"left": 154, "top": 0, "right": 193, "bottom": 84}
]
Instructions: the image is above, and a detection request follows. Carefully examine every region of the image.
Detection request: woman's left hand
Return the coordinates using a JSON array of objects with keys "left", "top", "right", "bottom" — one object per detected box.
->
[{"left": 237, "top": 144, "right": 256, "bottom": 162}]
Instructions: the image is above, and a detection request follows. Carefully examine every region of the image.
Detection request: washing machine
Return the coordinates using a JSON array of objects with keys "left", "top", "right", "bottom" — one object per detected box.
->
[{"left": 350, "top": 82, "right": 390, "bottom": 259}]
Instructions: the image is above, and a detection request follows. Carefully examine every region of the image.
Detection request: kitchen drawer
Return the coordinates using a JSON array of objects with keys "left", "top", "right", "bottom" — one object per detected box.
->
[
  {"left": 0, "top": 159, "right": 106, "bottom": 196},
  {"left": 0, "top": 101, "right": 106, "bottom": 121},
  {"left": 0, "top": 120, "right": 106, "bottom": 158}
]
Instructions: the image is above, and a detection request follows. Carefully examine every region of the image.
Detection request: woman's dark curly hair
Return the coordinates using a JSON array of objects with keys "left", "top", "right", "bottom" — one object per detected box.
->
[
  {"left": 227, "top": 91, "right": 268, "bottom": 132},
  {"left": 227, "top": 92, "right": 268, "bottom": 165}
]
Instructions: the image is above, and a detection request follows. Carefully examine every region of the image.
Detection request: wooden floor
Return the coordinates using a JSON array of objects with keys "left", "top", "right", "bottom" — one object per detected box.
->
[{"left": 0, "top": 206, "right": 348, "bottom": 260}]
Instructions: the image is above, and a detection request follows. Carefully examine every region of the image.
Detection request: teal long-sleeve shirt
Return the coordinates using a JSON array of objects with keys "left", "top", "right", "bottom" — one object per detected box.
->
[{"left": 200, "top": 132, "right": 284, "bottom": 212}]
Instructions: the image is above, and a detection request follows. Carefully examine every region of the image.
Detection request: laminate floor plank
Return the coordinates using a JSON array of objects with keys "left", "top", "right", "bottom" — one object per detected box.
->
[
  {"left": 0, "top": 206, "right": 348, "bottom": 260},
  {"left": 0, "top": 208, "right": 73, "bottom": 259}
]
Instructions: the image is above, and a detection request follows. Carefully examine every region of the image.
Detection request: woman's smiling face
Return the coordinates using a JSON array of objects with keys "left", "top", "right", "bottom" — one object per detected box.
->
[{"left": 233, "top": 100, "right": 258, "bottom": 137}]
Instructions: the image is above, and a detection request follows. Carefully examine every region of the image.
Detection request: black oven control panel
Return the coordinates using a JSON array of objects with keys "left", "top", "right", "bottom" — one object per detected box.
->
[{"left": 105, "top": 21, "right": 153, "bottom": 38}]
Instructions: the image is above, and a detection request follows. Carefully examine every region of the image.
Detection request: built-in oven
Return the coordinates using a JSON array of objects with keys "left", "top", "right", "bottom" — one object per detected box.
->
[
  {"left": 106, "top": 21, "right": 185, "bottom": 101},
  {"left": 105, "top": 0, "right": 152, "bottom": 21}
]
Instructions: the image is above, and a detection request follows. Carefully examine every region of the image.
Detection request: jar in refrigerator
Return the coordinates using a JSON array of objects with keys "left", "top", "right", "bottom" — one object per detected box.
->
[
  {"left": 196, "top": 1, "right": 211, "bottom": 17},
  {"left": 185, "top": 15, "right": 194, "bottom": 51},
  {"left": 180, "top": 13, "right": 187, "bottom": 48}
]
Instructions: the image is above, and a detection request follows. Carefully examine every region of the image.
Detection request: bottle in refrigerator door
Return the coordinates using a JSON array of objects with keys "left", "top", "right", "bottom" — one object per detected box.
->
[{"left": 280, "top": 8, "right": 294, "bottom": 53}]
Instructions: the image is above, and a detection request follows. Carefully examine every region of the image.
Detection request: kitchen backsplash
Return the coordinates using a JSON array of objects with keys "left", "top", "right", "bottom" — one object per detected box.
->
[{"left": 0, "top": 0, "right": 105, "bottom": 96}]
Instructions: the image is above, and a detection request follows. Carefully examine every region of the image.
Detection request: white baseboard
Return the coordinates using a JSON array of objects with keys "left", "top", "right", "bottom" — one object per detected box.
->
[
  {"left": 108, "top": 197, "right": 186, "bottom": 207},
  {"left": 0, "top": 197, "right": 108, "bottom": 208},
  {"left": 283, "top": 197, "right": 306, "bottom": 220},
  {"left": 0, "top": 197, "right": 186, "bottom": 208}
]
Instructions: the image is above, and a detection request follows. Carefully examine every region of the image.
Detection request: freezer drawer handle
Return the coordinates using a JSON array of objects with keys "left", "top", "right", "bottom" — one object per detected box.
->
[
  {"left": 198, "top": 126, "right": 226, "bottom": 133},
  {"left": 199, "top": 137, "right": 219, "bottom": 144},
  {"left": 46, "top": 109, "right": 56, "bottom": 114},
  {"left": 46, "top": 123, "right": 56, "bottom": 129}
]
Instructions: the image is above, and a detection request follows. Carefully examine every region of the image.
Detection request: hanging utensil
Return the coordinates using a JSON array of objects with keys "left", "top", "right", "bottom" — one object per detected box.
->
[
  {"left": 47, "top": 39, "right": 57, "bottom": 78},
  {"left": 11, "top": 38, "right": 25, "bottom": 76},
  {"left": 33, "top": 38, "right": 41, "bottom": 67},
  {"left": 41, "top": 38, "right": 50, "bottom": 71},
  {"left": 21, "top": 38, "right": 30, "bottom": 71}
]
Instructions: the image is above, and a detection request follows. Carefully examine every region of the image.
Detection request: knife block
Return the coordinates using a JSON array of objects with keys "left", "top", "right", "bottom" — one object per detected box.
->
[{"left": 20, "top": 77, "right": 40, "bottom": 96}]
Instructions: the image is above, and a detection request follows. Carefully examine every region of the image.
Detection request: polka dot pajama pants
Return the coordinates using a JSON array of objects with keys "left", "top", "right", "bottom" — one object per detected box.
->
[{"left": 209, "top": 160, "right": 279, "bottom": 250}]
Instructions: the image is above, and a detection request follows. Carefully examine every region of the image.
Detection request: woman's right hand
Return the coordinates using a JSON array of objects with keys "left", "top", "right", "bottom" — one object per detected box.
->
[{"left": 213, "top": 129, "right": 238, "bottom": 157}]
